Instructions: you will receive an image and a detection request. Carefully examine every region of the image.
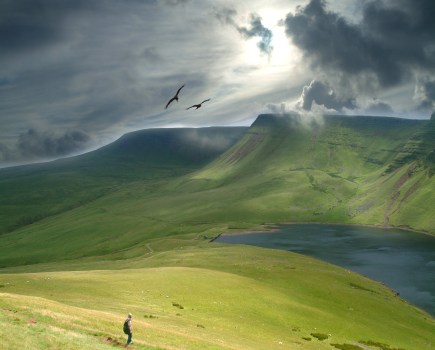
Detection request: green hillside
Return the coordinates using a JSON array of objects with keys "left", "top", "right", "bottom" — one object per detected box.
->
[
  {"left": 190, "top": 114, "right": 435, "bottom": 232},
  {"left": 0, "top": 114, "right": 434, "bottom": 349},
  {"left": 0, "top": 127, "right": 246, "bottom": 234}
]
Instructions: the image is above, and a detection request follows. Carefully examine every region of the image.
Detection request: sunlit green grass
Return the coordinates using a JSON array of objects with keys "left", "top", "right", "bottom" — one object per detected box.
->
[{"left": 1, "top": 245, "right": 434, "bottom": 350}]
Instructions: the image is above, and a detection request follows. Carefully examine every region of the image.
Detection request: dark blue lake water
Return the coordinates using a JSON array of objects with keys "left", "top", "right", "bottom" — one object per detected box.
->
[{"left": 215, "top": 224, "right": 435, "bottom": 316}]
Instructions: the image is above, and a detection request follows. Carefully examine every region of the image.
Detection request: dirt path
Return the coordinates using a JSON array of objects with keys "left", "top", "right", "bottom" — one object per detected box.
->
[{"left": 145, "top": 243, "right": 154, "bottom": 254}]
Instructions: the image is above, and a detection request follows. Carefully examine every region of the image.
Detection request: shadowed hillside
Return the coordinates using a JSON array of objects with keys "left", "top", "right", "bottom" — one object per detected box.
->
[{"left": 0, "top": 127, "right": 246, "bottom": 234}]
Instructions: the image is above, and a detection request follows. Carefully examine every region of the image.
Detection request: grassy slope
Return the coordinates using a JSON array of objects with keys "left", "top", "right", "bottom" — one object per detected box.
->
[
  {"left": 0, "top": 115, "right": 434, "bottom": 349},
  {"left": 0, "top": 127, "right": 246, "bottom": 234},
  {"left": 189, "top": 114, "right": 435, "bottom": 231},
  {"left": 1, "top": 245, "right": 434, "bottom": 350}
]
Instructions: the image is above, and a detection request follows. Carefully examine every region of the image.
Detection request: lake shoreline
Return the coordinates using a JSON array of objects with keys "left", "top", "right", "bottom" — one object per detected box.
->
[
  {"left": 214, "top": 222, "right": 434, "bottom": 239},
  {"left": 214, "top": 222, "right": 435, "bottom": 317}
]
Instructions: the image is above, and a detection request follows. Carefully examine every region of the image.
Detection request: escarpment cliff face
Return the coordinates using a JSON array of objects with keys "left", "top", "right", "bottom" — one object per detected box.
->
[{"left": 192, "top": 114, "right": 434, "bottom": 233}]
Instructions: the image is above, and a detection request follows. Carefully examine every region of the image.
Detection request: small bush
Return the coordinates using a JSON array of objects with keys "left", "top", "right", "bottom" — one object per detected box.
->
[
  {"left": 197, "top": 324, "right": 205, "bottom": 329},
  {"left": 349, "top": 283, "right": 375, "bottom": 293},
  {"left": 359, "top": 340, "right": 405, "bottom": 350},
  {"left": 172, "top": 302, "right": 184, "bottom": 309},
  {"left": 302, "top": 337, "right": 311, "bottom": 341},
  {"left": 310, "top": 333, "right": 329, "bottom": 341}
]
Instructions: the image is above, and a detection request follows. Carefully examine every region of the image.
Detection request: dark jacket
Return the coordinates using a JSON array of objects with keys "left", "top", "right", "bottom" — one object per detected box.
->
[{"left": 125, "top": 318, "right": 132, "bottom": 334}]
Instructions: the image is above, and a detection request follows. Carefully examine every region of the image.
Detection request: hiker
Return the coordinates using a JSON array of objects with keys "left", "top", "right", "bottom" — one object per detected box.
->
[{"left": 123, "top": 313, "right": 133, "bottom": 345}]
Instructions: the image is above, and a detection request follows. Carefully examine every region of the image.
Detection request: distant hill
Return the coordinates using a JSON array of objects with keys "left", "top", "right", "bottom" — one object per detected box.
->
[{"left": 0, "top": 127, "right": 246, "bottom": 234}]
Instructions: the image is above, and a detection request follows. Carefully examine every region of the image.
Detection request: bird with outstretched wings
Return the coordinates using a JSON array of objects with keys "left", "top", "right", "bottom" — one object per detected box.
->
[
  {"left": 165, "top": 84, "right": 185, "bottom": 109},
  {"left": 186, "top": 99, "right": 211, "bottom": 110}
]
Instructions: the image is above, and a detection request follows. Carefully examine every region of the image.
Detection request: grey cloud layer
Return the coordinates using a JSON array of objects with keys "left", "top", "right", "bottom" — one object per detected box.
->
[
  {"left": 298, "top": 80, "right": 356, "bottom": 111},
  {"left": 0, "top": 129, "right": 91, "bottom": 163},
  {"left": 285, "top": 0, "right": 435, "bottom": 114},
  {"left": 415, "top": 79, "right": 435, "bottom": 110},
  {"left": 0, "top": 0, "right": 92, "bottom": 55},
  {"left": 284, "top": 0, "right": 435, "bottom": 87},
  {"left": 18, "top": 129, "right": 91, "bottom": 158}
]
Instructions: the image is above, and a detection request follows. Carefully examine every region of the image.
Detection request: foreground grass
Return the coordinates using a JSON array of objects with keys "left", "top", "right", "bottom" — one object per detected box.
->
[{"left": 1, "top": 244, "right": 434, "bottom": 350}]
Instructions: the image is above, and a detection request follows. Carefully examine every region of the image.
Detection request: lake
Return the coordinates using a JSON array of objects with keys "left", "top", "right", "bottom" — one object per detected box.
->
[{"left": 215, "top": 224, "right": 435, "bottom": 316}]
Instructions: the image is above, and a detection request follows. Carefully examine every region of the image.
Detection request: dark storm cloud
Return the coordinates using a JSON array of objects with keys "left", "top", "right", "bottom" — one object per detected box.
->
[
  {"left": 415, "top": 78, "right": 435, "bottom": 110},
  {"left": 284, "top": 0, "right": 435, "bottom": 87},
  {"left": 298, "top": 80, "right": 356, "bottom": 111},
  {"left": 0, "top": 0, "right": 95, "bottom": 55},
  {"left": 215, "top": 8, "right": 273, "bottom": 56},
  {"left": 17, "top": 129, "right": 91, "bottom": 159}
]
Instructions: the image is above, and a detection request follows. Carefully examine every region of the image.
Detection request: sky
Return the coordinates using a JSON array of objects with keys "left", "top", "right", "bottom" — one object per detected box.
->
[{"left": 1, "top": 0, "right": 434, "bottom": 166}]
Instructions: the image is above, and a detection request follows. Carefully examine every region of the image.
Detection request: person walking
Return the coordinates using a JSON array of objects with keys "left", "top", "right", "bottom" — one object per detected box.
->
[{"left": 123, "top": 313, "right": 133, "bottom": 345}]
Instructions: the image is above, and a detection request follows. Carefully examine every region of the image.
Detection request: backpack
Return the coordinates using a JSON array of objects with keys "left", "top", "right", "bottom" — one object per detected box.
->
[{"left": 123, "top": 319, "right": 130, "bottom": 334}]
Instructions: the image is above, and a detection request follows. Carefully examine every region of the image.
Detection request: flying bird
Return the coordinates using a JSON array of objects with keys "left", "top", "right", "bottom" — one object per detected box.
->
[
  {"left": 165, "top": 84, "right": 185, "bottom": 109},
  {"left": 186, "top": 99, "right": 211, "bottom": 110}
]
